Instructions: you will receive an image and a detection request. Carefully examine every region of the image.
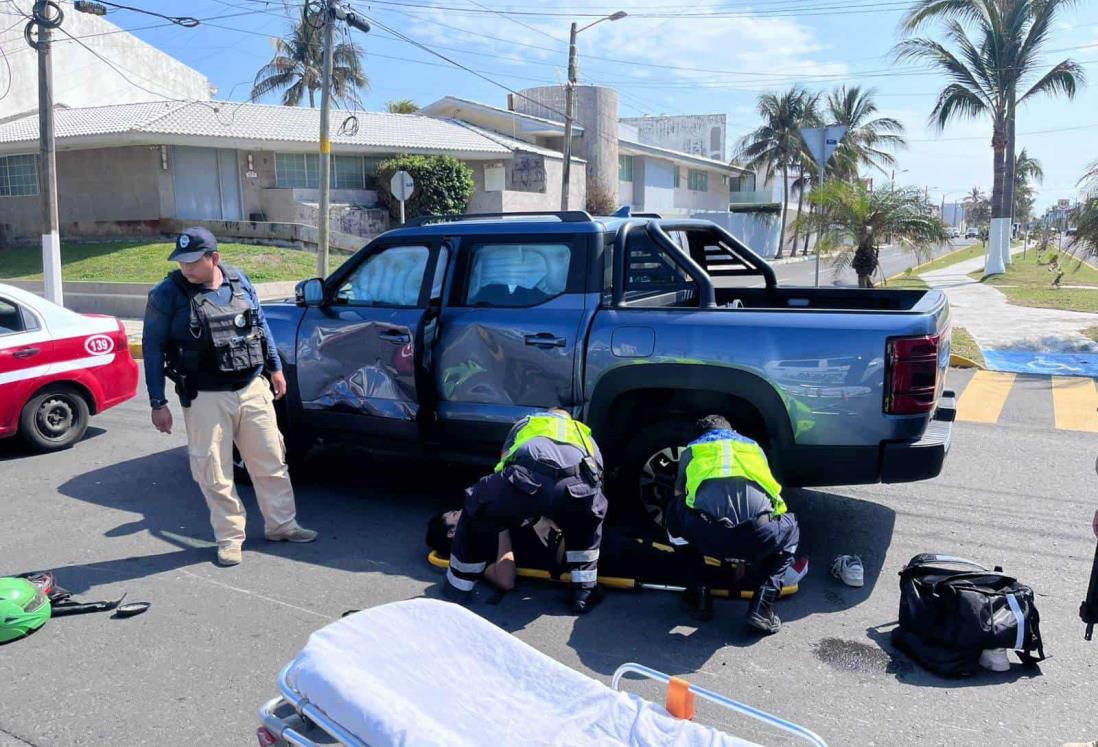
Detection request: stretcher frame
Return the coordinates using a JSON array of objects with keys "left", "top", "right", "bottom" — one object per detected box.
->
[
  {"left": 258, "top": 659, "right": 828, "bottom": 747},
  {"left": 427, "top": 549, "right": 799, "bottom": 599}
]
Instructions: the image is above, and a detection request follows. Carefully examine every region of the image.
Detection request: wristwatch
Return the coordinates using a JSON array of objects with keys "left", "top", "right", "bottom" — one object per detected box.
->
[{"left": 151, "top": 398, "right": 169, "bottom": 410}]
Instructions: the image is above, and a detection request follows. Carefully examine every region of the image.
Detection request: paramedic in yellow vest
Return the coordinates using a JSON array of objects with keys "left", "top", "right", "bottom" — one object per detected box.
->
[
  {"left": 445, "top": 409, "right": 607, "bottom": 613},
  {"left": 666, "top": 414, "right": 800, "bottom": 635}
]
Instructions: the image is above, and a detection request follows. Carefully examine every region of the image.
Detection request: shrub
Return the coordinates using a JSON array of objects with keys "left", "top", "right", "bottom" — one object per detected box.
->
[
  {"left": 377, "top": 155, "right": 474, "bottom": 222},
  {"left": 585, "top": 182, "right": 618, "bottom": 216}
]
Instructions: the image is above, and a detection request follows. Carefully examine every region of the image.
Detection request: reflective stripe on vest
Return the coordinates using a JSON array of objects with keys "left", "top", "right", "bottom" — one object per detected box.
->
[
  {"left": 684, "top": 439, "right": 786, "bottom": 515},
  {"left": 494, "top": 414, "right": 596, "bottom": 472}
]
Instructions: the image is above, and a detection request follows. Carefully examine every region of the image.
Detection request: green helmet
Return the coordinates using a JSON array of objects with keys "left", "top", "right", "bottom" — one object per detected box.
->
[{"left": 0, "top": 577, "right": 51, "bottom": 644}]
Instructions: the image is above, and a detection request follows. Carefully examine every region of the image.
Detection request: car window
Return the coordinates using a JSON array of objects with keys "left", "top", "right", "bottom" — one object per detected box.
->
[
  {"left": 464, "top": 242, "right": 571, "bottom": 308},
  {"left": 336, "top": 246, "right": 430, "bottom": 307},
  {"left": 0, "top": 298, "right": 26, "bottom": 334},
  {"left": 625, "top": 231, "right": 693, "bottom": 288}
]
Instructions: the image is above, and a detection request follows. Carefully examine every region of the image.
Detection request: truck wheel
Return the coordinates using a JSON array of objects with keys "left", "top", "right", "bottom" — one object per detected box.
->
[
  {"left": 18, "top": 386, "right": 90, "bottom": 452},
  {"left": 620, "top": 418, "right": 699, "bottom": 528}
]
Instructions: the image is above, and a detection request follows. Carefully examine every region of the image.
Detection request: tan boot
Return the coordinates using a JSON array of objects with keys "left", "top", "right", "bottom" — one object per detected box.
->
[
  {"left": 217, "top": 544, "right": 242, "bottom": 566},
  {"left": 265, "top": 524, "right": 318, "bottom": 543}
]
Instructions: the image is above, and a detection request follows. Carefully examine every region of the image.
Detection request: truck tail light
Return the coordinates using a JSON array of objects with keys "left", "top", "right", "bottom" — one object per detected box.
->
[
  {"left": 886, "top": 334, "right": 940, "bottom": 414},
  {"left": 256, "top": 727, "right": 277, "bottom": 746}
]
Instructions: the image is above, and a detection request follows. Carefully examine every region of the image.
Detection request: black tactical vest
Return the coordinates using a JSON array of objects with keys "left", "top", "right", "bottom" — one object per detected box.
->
[{"left": 167, "top": 265, "right": 266, "bottom": 390}]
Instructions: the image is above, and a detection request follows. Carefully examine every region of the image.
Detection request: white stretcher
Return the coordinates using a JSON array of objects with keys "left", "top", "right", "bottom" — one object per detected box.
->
[{"left": 257, "top": 599, "right": 827, "bottom": 747}]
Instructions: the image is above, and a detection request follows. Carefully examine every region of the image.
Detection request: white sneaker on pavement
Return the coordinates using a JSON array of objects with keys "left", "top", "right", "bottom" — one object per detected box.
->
[
  {"left": 978, "top": 648, "right": 1010, "bottom": 672},
  {"left": 831, "top": 554, "right": 864, "bottom": 587}
]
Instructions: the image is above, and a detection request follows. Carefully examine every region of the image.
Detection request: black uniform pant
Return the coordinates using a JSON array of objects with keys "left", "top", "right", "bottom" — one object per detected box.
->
[
  {"left": 447, "top": 463, "right": 607, "bottom": 593},
  {"left": 669, "top": 503, "right": 800, "bottom": 596}
]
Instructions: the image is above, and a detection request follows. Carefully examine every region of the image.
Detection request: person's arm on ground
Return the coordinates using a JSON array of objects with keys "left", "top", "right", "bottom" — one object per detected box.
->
[
  {"left": 484, "top": 530, "right": 517, "bottom": 591},
  {"left": 142, "top": 288, "right": 173, "bottom": 434},
  {"left": 241, "top": 272, "right": 286, "bottom": 399}
]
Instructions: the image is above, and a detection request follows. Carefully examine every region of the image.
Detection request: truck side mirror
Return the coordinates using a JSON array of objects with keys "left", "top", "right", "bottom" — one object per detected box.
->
[{"left": 295, "top": 278, "right": 324, "bottom": 307}]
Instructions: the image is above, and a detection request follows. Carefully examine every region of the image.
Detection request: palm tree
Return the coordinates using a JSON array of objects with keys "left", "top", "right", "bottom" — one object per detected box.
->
[
  {"left": 386, "top": 99, "right": 420, "bottom": 114},
  {"left": 1012, "top": 148, "right": 1042, "bottom": 224},
  {"left": 965, "top": 186, "right": 991, "bottom": 228},
  {"left": 896, "top": 0, "right": 1085, "bottom": 275},
  {"left": 251, "top": 4, "right": 368, "bottom": 108},
  {"left": 737, "top": 87, "right": 820, "bottom": 259},
  {"left": 798, "top": 181, "right": 949, "bottom": 287},
  {"left": 825, "top": 85, "right": 906, "bottom": 180},
  {"left": 1070, "top": 161, "right": 1098, "bottom": 257}
]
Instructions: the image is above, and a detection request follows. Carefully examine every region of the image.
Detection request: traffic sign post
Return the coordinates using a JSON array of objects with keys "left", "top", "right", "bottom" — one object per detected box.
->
[
  {"left": 799, "top": 125, "right": 847, "bottom": 287},
  {"left": 390, "top": 170, "right": 415, "bottom": 225}
]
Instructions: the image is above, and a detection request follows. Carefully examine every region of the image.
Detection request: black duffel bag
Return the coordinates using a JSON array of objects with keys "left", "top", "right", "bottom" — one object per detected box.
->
[{"left": 891, "top": 554, "right": 1045, "bottom": 676}]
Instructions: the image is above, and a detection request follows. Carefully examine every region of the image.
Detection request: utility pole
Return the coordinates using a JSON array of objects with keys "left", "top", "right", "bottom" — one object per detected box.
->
[
  {"left": 26, "top": 1, "right": 63, "bottom": 305},
  {"left": 560, "top": 23, "right": 578, "bottom": 212},
  {"left": 558, "top": 11, "right": 626, "bottom": 212},
  {"left": 315, "top": 2, "right": 370, "bottom": 278}
]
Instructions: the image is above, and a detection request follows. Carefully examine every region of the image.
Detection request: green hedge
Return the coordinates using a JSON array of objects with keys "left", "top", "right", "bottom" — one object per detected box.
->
[{"left": 376, "top": 154, "right": 474, "bottom": 223}]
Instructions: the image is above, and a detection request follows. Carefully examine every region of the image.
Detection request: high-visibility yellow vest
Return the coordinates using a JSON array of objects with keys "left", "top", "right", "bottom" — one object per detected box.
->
[
  {"left": 494, "top": 414, "right": 596, "bottom": 472},
  {"left": 684, "top": 439, "right": 786, "bottom": 515}
]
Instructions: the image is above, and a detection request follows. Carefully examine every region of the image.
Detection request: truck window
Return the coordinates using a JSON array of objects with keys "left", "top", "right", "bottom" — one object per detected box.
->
[
  {"left": 462, "top": 242, "right": 571, "bottom": 308},
  {"left": 336, "top": 245, "right": 430, "bottom": 307},
  {"left": 623, "top": 231, "right": 697, "bottom": 306}
]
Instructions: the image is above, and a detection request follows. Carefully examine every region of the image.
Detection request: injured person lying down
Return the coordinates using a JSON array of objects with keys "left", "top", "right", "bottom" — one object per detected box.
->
[{"left": 426, "top": 510, "right": 808, "bottom": 601}]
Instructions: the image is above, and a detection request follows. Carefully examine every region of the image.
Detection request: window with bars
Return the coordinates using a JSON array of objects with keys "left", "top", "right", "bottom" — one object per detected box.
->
[
  {"left": 275, "top": 153, "right": 393, "bottom": 190},
  {"left": 0, "top": 154, "right": 38, "bottom": 197},
  {"left": 687, "top": 169, "right": 708, "bottom": 192},
  {"left": 619, "top": 155, "right": 634, "bottom": 182}
]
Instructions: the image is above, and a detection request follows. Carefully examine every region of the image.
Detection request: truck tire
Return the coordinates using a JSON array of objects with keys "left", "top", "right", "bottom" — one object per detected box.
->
[
  {"left": 619, "top": 417, "right": 699, "bottom": 528},
  {"left": 620, "top": 415, "right": 770, "bottom": 529},
  {"left": 18, "top": 385, "right": 90, "bottom": 452}
]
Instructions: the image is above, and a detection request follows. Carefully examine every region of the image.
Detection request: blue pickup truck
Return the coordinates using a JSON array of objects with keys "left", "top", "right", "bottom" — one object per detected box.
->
[{"left": 262, "top": 211, "right": 955, "bottom": 520}]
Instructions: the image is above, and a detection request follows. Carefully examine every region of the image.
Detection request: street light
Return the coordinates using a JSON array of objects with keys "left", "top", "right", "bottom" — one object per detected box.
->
[
  {"left": 890, "top": 168, "right": 908, "bottom": 189},
  {"left": 560, "top": 10, "right": 627, "bottom": 211}
]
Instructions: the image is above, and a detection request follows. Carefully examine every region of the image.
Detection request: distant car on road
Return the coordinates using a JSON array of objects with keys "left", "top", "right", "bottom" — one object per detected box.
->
[
  {"left": 0, "top": 283, "right": 138, "bottom": 451},
  {"left": 947, "top": 227, "right": 960, "bottom": 239},
  {"left": 965, "top": 228, "right": 979, "bottom": 239}
]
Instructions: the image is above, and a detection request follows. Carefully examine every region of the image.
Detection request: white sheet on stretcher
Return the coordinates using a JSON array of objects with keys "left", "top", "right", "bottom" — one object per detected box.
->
[{"left": 288, "top": 599, "right": 759, "bottom": 747}]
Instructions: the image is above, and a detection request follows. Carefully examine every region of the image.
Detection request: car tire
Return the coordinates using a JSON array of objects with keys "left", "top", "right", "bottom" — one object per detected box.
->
[{"left": 18, "top": 386, "right": 91, "bottom": 452}]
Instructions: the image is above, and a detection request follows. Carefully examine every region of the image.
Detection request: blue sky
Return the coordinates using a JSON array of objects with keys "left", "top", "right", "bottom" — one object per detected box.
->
[{"left": 15, "top": 0, "right": 1098, "bottom": 211}]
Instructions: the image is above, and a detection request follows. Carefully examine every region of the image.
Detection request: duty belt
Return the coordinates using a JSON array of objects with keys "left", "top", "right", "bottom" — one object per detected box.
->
[{"left": 527, "top": 456, "right": 602, "bottom": 486}]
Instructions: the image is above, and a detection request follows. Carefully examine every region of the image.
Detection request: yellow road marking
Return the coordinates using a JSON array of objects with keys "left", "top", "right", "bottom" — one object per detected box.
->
[
  {"left": 956, "top": 371, "right": 1016, "bottom": 423},
  {"left": 1051, "top": 377, "right": 1098, "bottom": 433}
]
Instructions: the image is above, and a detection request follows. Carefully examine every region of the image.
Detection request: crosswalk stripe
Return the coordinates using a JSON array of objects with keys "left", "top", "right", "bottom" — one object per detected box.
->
[
  {"left": 1051, "top": 377, "right": 1098, "bottom": 432},
  {"left": 956, "top": 371, "right": 1017, "bottom": 423}
]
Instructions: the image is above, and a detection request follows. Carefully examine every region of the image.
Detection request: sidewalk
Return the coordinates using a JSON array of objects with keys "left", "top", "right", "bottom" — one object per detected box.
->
[{"left": 919, "top": 249, "right": 1098, "bottom": 377}]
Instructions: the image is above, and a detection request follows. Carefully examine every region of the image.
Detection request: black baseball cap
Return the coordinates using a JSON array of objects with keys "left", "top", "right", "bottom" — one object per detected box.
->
[{"left": 169, "top": 227, "right": 218, "bottom": 263}]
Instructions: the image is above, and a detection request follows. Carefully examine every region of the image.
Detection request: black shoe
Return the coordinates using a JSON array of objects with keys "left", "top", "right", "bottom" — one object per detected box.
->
[
  {"left": 683, "top": 585, "right": 714, "bottom": 622},
  {"left": 745, "top": 586, "right": 781, "bottom": 634},
  {"left": 571, "top": 586, "right": 604, "bottom": 614},
  {"left": 442, "top": 582, "right": 472, "bottom": 605}
]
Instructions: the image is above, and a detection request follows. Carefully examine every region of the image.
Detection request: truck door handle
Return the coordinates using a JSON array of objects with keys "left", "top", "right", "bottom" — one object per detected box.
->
[
  {"left": 13, "top": 347, "right": 40, "bottom": 359},
  {"left": 379, "top": 330, "right": 411, "bottom": 345},
  {"left": 524, "top": 333, "right": 567, "bottom": 348}
]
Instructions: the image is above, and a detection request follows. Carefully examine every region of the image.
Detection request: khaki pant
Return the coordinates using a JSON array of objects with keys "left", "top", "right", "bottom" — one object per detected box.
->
[{"left": 182, "top": 376, "right": 297, "bottom": 548}]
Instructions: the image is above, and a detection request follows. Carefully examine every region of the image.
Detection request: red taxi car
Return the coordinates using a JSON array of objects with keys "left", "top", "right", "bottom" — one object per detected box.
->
[{"left": 0, "top": 283, "right": 138, "bottom": 451}]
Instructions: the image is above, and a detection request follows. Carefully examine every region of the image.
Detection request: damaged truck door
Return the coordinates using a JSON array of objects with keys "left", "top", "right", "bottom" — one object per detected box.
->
[{"left": 295, "top": 240, "right": 449, "bottom": 444}]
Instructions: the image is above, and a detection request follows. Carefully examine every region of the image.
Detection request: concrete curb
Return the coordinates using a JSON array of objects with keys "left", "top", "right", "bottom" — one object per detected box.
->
[{"left": 949, "top": 353, "right": 982, "bottom": 369}]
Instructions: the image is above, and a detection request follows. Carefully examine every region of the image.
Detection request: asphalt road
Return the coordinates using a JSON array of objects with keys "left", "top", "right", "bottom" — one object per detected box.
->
[
  {"left": 2, "top": 368, "right": 1096, "bottom": 746},
  {"left": 766, "top": 239, "right": 975, "bottom": 287}
]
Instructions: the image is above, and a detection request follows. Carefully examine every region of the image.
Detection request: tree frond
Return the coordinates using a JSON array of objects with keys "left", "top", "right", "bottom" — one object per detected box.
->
[{"left": 1019, "top": 59, "right": 1085, "bottom": 104}]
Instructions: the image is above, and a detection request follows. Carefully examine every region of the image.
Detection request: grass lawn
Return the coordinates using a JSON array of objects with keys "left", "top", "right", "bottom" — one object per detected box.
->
[
  {"left": 0, "top": 241, "right": 346, "bottom": 284},
  {"left": 951, "top": 326, "right": 985, "bottom": 367},
  {"left": 1083, "top": 326, "right": 1098, "bottom": 344},
  {"left": 885, "top": 274, "right": 929, "bottom": 290},
  {"left": 968, "top": 249, "right": 1098, "bottom": 313}
]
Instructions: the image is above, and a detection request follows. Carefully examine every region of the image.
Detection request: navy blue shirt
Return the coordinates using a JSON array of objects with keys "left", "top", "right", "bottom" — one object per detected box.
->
[{"left": 141, "top": 264, "right": 280, "bottom": 404}]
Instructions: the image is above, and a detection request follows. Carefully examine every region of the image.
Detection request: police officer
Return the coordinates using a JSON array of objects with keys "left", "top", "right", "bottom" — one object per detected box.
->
[
  {"left": 445, "top": 408, "right": 607, "bottom": 613},
  {"left": 143, "top": 228, "right": 316, "bottom": 567},
  {"left": 666, "top": 414, "right": 799, "bottom": 634}
]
